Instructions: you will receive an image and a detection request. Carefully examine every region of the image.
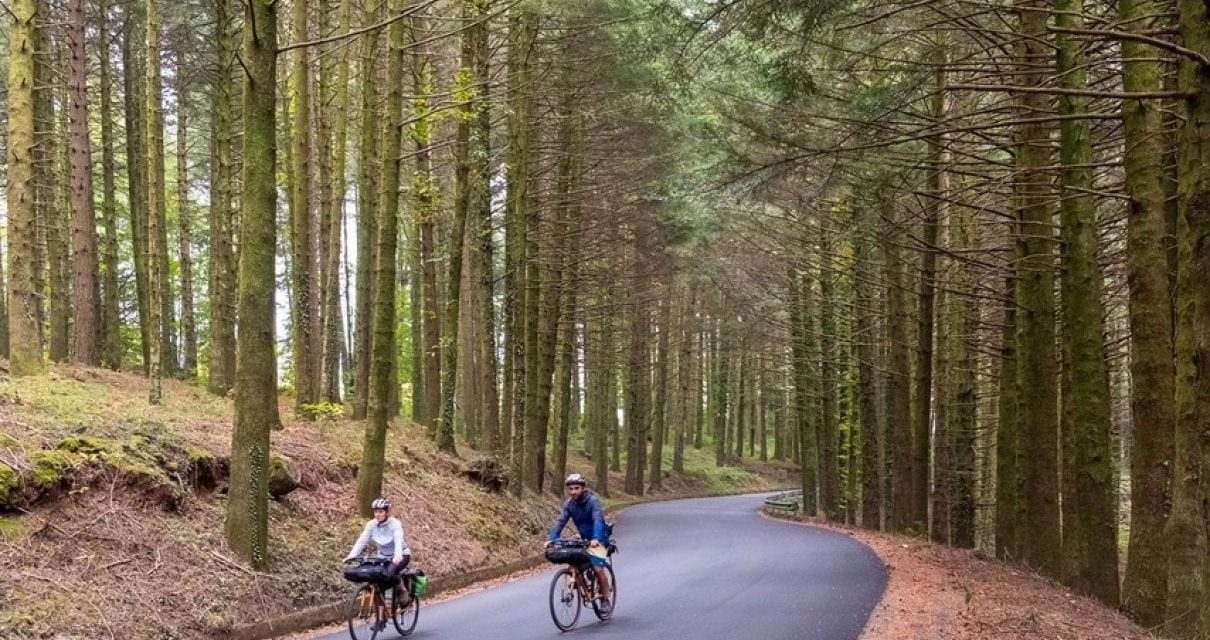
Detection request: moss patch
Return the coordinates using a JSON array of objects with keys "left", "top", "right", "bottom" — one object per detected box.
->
[
  {"left": 0, "top": 463, "right": 17, "bottom": 506},
  {"left": 29, "top": 450, "right": 78, "bottom": 489},
  {"left": 0, "top": 516, "right": 25, "bottom": 541}
]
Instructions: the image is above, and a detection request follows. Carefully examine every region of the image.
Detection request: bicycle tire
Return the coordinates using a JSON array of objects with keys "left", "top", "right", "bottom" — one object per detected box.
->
[
  {"left": 549, "top": 567, "right": 581, "bottom": 632},
  {"left": 591, "top": 563, "right": 616, "bottom": 621},
  {"left": 391, "top": 584, "right": 420, "bottom": 636},
  {"left": 346, "top": 584, "right": 381, "bottom": 640}
]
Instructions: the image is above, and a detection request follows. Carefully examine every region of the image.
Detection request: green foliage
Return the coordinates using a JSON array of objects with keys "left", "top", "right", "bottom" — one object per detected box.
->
[{"left": 301, "top": 401, "right": 344, "bottom": 421}]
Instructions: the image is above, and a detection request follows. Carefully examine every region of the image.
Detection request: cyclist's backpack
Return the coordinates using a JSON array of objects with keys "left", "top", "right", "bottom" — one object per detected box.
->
[{"left": 411, "top": 571, "right": 427, "bottom": 598}]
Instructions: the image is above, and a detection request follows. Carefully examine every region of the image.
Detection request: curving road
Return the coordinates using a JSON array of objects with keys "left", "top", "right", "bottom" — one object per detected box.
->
[{"left": 313, "top": 493, "right": 887, "bottom": 640}]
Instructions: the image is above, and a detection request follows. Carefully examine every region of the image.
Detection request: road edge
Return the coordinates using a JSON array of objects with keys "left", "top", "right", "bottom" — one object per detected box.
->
[{"left": 757, "top": 509, "right": 890, "bottom": 639}]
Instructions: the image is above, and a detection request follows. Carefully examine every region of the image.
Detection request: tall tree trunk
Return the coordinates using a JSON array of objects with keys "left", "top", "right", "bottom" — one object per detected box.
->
[
  {"left": 506, "top": 6, "right": 537, "bottom": 494},
  {"left": 465, "top": 0, "right": 499, "bottom": 457},
  {"left": 1173, "top": 0, "right": 1210, "bottom": 635},
  {"left": 145, "top": 0, "right": 166, "bottom": 403},
  {"left": 415, "top": 18, "right": 442, "bottom": 434},
  {"left": 1013, "top": 0, "right": 1060, "bottom": 577},
  {"left": 885, "top": 210, "right": 913, "bottom": 532},
  {"left": 67, "top": 0, "right": 100, "bottom": 365},
  {"left": 351, "top": 0, "right": 382, "bottom": 420},
  {"left": 1053, "top": 0, "right": 1118, "bottom": 603},
  {"left": 123, "top": 3, "right": 151, "bottom": 373},
  {"left": 995, "top": 268, "right": 1020, "bottom": 559},
  {"left": 99, "top": 6, "right": 121, "bottom": 371},
  {"left": 48, "top": 41, "right": 71, "bottom": 365},
  {"left": 176, "top": 59, "right": 198, "bottom": 379},
  {"left": 624, "top": 292, "right": 650, "bottom": 496},
  {"left": 789, "top": 270, "right": 817, "bottom": 515},
  {"left": 551, "top": 112, "right": 582, "bottom": 491},
  {"left": 856, "top": 210, "right": 881, "bottom": 529},
  {"left": 207, "top": 0, "right": 237, "bottom": 396},
  {"left": 224, "top": 0, "right": 278, "bottom": 569},
  {"left": 437, "top": 6, "right": 466, "bottom": 456},
  {"left": 6, "top": 0, "right": 42, "bottom": 376},
  {"left": 289, "top": 0, "right": 320, "bottom": 414},
  {"left": 1119, "top": 0, "right": 1178, "bottom": 622},
  {"left": 950, "top": 210, "right": 977, "bottom": 549},
  {"left": 650, "top": 290, "right": 671, "bottom": 491},
  {"left": 819, "top": 229, "right": 841, "bottom": 522},
  {"left": 323, "top": 0, "right": 353, "bottom": 404},
  {"left": 356, "top": 0, "right": 405, "bottom": 514}
]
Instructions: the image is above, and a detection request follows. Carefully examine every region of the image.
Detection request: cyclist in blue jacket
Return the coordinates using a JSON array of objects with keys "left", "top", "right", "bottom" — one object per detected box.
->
[{"left": 545, "top": 473, "right": 612, "bottom": 612}]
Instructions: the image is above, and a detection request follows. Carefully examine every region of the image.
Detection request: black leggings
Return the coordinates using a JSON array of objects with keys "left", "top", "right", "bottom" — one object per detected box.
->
[{"left": 385, "top": 554, "right": 412, "bottom": 584}]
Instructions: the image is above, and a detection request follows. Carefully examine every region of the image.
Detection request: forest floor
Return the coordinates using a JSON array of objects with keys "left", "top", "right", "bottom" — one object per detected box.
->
[
  {"left": 773, "top": 516, "right": 1156, "bottom": 640},
  {"left": 0, "top": 364, "right": 794, "bottom": 639}
]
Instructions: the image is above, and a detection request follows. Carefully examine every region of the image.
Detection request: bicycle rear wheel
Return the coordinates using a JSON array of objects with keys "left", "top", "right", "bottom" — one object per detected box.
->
[
  {"left": 549, "top": 567, "right": 581, "bottom": 632},
  {"left": 591, "top": 563, "right": 617, "bottom": 621},
  {"left": 391, "top": 584, "right": 420, "bottom": 636},
  {"left": 346, "top": 584, "right": 382, "bottom": 640}
]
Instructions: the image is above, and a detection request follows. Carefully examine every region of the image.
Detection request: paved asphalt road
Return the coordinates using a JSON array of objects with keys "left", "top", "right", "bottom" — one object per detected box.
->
[{"left": 314, "top": 493, "right": 887, "bottom": 640}]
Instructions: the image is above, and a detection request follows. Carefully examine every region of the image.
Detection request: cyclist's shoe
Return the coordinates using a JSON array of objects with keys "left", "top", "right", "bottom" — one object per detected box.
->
[{"left": 598, "top": 597, "right": 612, "bottom": 614}]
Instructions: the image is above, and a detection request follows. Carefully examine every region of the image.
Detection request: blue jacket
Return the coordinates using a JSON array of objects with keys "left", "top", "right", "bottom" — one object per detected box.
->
[{"left": 548, "top": 490, "right": 607, "bottom": 543}]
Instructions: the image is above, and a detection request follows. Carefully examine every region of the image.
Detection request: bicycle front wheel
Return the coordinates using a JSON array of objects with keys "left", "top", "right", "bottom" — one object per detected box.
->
[
  {"left": 346, "top": 584, "right": 382, "bottom": 640},
  {"left": 391, "top": 585, "right": 420, "bottom": 636},
  {"left": 591, "top": 563, "right": 617, "bottom": 621},
  {"left": 549, "top": 567, "right": 581, "bottom": 632}
]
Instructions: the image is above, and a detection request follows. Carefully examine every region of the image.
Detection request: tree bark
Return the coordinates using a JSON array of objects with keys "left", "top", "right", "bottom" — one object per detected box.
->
[
  {"left": 5, "top": 0, "right": 42, "bottom": 376},
  {"left": 176, "top": 58, "right": 198, "bottom": 379},
  {"left": 1013, "top": 0, "right": 1061, "bottom": 577},
  {"left": 351, "top": 0, "right": 382, "bottom": 420},
  {"left": 123, "top": 3, "right": 151, "bottom": 373},
  {"left": 146, "top": 0, "right": 166, "bottom": 403},
  {"left": 225, "top": 0, "right": 278, "bottom": 568},
  {"left": 289, "top": 0, "right": 321, "bottom": 414},
  {"left": 1053, "top": 0, "right": 1119, "bottom": 603},
  {"left": 68, "top": 0, "right": 100, "bottom": 366},
  {"left": 207, "top": 0, "right": 237, "bottom": 396},
  {"left": 356, "top": 0, "right": 405, "bottom": 515},
  {"left": 1119, "top": 0, "right": 1178, "bottom": 622}
]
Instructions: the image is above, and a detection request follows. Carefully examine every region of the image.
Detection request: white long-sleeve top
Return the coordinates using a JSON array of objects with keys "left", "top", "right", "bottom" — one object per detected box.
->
[{"left": 345, "top": 516, "right": 410, "bottom": 562}]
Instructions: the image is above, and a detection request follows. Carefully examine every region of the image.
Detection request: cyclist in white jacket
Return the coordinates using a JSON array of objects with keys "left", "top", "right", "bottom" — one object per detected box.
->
[{"left": 344, "top": 497, "right": 412, "bottom": 581}]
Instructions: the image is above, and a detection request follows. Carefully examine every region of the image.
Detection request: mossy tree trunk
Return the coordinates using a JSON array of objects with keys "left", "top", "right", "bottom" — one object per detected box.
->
[
  {"left": 1171, "top": 0, "right": 1210, "bottom": 635},
  {"left": 1053, "top": 0, "right": 1119, "bottom": 604},
  {"left": 6, "top": 0, "right": 43, "bottom": 377},
  {"left": 1012, "top": 0, "right": 1060, "bottom": 578},
  {"left": 122, "top": 3, "right": 151, "bottom": 374},
  {"left": 1119, "top": 0, "right": 1178, "bottom": 623},
  {"left": 224, "top": 0, "right": 278, "bottom": 569},
  {"left": 355, "top": 0, "right": 406, "bottom": 516},
  {"left": 99, "top": 6, "right": 121, "bottom": 371},
  {"left": 351, "top": 0, "right": 382, "bottom": 420},
  {"left": 289, "top": 0, "right": 321, "bottom": 414}
]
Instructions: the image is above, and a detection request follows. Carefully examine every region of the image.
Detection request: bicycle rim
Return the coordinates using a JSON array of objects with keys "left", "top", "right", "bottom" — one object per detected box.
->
[
  {"left": 346, "top": 585, "right": 381, "bottom": 640},
  {"left": 591, "top": 564, "right": 617, "bottom": 621},
  {"left": 549, "top": 568, "right": 581, "bottom": 632},
  {"left": 392, "top": 587, "right": 420, "bottom": 636}
]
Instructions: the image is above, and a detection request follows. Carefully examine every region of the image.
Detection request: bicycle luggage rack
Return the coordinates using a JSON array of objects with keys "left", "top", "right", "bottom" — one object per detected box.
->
[{"left": 762, "top": 491, "right": 802, "bottom": 516}]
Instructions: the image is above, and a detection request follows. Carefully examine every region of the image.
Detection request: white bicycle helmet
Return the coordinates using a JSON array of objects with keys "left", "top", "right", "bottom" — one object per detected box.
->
[
  {"left": 564, "top": 473, "right": 587, "bottom": 487},
  {"left": 370, "top": 497, "right": 391, "bottom": 510}
]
